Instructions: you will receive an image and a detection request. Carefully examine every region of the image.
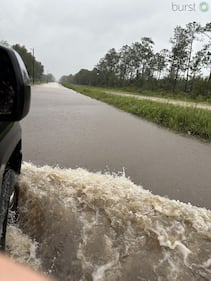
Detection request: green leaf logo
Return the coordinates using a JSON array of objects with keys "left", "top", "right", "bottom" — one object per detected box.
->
[{"left": 199, "top": 2, "right": 209, "bottom": 12}]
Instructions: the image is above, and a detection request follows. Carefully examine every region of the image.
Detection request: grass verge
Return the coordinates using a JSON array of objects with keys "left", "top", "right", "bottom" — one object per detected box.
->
[
  {"left": 114, "top": 87, "right": 211, "bottom": 104},
  {"left": 62, "top": 83, "right": 211, "bottom": 141},
  {"left": 64, "top": 84, "right": 211, "bottom": 104}
]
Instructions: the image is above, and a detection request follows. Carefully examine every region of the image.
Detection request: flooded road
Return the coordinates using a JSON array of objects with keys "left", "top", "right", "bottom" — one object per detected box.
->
[
  {"left": 7, "top": 83, "right": 211, "bottom": 280},
  {"left": 22, "top": 83, "right": 211, "bottom": 209}
]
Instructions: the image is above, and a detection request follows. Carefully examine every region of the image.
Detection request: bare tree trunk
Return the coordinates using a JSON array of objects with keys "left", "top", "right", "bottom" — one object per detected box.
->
[
  {"left": 190, "top": 74, "right": 196, "bottom": 92},
  {"left": 207, "top": 69, "right": 211, "bottom": 93},
  {"left": 173, "top": 67, "right": 179, "bottom": 92},
  {"left": 185, "top": 34, "right": 194, "bottom": 92}
]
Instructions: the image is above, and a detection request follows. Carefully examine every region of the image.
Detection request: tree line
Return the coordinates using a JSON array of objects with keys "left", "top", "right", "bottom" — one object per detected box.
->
[
  {"left": 0, "top": 41, "right": 55, "bottom": 83},
  {"left": 60, "top": 22, "right": 211, "bottom": 98}
]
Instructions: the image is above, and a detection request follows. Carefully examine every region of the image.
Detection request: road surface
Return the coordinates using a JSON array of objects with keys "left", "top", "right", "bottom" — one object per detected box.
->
[{"left": 21, "top": 83, "right": 211, "bottom": 209}]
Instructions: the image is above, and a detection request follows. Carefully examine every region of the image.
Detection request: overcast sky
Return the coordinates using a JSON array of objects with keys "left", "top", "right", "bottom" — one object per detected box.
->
[{"left": 0, "top": 0, "right": 210, "bottom": 79}]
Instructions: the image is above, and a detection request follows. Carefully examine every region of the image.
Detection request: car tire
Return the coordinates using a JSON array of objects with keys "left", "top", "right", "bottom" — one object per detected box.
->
[{"left": 0, "top": 168, "right": 18, "bottom": 250}]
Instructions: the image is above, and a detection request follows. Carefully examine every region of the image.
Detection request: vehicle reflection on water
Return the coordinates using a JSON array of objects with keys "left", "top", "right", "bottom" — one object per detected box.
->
[{"left": 6, "top": 163, "right": 211, "bottom": 281}]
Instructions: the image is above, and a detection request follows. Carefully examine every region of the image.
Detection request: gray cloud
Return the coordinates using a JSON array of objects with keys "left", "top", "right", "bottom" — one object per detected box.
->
[{"left": 0, "top": 0, "right": 210, "bottom": 79}]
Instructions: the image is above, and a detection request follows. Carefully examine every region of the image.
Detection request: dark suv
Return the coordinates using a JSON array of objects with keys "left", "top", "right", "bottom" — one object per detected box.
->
[{"left": 0, "top": 45, "right": 30, "bottom": 250}]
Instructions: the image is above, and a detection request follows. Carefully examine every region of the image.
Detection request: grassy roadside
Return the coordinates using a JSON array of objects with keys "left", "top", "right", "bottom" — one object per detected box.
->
[
  {"left": 64, "top": 84, "right": 211, "bottom": 105},
  {"left": 62, "top": 83, "right": 211, "bottom": 141},
  {"left": 111, "top": 87, "right": 211, "bottom": 104}
]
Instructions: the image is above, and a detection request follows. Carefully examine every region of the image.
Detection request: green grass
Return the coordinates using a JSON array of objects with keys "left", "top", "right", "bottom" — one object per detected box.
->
[
  {"left": 62, "top": 83, "right": 211, "bottom": 141},
  {"left": 63, "top": 84, "right": 211, "bottom": 104},
  {"left": 113, "top": 87, "right": 211, "bottom": 104}
]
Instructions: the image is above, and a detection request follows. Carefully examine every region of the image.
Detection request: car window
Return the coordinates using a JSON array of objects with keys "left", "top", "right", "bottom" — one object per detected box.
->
[{"left": 0, "top": 47, "right": 16, "bottom": 115}]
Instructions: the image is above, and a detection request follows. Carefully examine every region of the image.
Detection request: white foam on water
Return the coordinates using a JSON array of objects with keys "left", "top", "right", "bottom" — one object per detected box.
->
[
  {"left": 6, "top": 225, "right": 41, "bottom": 270},
  {"left": 11, "top": 162, "right": 211, "bottom": 281}
]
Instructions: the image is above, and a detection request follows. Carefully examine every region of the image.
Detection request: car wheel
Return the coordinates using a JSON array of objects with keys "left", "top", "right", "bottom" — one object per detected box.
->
[{"left": 0, "top": 168, "right": 18, "bottom": 250}]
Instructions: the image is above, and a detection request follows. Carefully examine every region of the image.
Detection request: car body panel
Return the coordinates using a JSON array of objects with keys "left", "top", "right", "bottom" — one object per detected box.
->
[{"left": 0, "top": 122, "right": 21, "bottom": 190}]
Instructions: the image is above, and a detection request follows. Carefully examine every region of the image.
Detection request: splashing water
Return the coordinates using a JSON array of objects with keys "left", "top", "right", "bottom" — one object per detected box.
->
[
  {"left": 6, "top": 225, "right": 41, "bottom": 270},
  {"left": 7, "top": 162, "right": 211, "bottom": 281}
]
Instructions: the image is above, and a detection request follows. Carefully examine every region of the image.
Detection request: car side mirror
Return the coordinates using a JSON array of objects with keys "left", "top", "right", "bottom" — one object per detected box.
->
[{"left": 0, "top": 45, "right": 31, "bottom": 121}]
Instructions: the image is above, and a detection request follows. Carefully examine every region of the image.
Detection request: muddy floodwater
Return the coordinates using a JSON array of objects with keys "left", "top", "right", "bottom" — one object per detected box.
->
[
  {"left": 9, "top": 83, "right": 210, "bottom": 280},
  {"left": 6, "top": 163, "right": 211, "bottom": 281}
]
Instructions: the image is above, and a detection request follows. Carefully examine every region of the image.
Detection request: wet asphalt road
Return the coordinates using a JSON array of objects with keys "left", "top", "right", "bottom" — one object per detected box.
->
[{"left": 21, "top": 83, "right": 211, "bottom": 209}]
